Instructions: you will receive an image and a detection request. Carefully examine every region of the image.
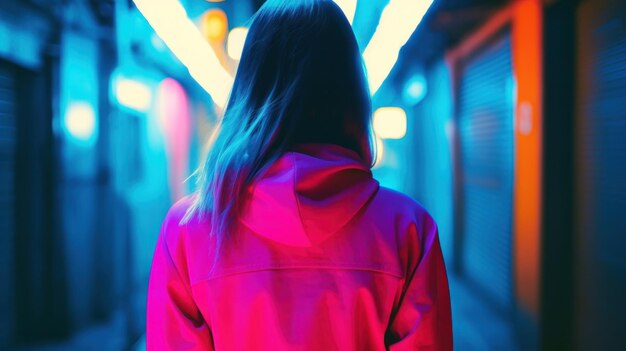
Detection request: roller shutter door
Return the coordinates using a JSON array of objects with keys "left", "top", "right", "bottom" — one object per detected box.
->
[
  {"left": 576, "top": 0, "right": 626, "bottom": 347},
  {"left": 457, "top": 33, "right": 515, "bottom": 310},
  {"left": 0, "top": 61, "right": 16, "bottom": 347}
]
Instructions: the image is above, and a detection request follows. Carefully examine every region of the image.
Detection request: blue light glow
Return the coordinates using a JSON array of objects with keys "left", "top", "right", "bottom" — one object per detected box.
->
[{"left": 403, "top": 74, "right": 428, "bottom": 105}]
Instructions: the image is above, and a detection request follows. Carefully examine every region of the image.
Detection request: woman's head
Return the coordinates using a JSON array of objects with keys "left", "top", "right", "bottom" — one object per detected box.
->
[
  {"left": 228, "top": 0, "right": 372, "bottom": 157},
  {"left": 188, "top": 0, "right": 373, "bottom": 244}
]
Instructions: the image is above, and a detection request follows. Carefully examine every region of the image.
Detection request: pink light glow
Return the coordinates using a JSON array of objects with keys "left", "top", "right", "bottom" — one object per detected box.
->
[{"left": 157, "top": 78, "right": 191, "bottom": 201}]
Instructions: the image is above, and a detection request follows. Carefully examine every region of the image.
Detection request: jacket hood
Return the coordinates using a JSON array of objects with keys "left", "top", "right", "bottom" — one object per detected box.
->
[{"left": 240, "top": 143, "right": 379, "bottom": 247}]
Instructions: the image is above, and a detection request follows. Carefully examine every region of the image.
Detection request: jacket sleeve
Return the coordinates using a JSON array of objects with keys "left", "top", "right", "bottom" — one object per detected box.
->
[
  {"left": 385, "top": 213, "right": 453, "bottom": 351},
  {"left": 146, "top": 215, "right": 215, "bottom": 351}
]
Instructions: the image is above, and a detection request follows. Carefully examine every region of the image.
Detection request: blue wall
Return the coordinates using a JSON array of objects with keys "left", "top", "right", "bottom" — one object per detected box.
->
[{"left": 409, "top": 59, "right": 455, "bottom": 266}]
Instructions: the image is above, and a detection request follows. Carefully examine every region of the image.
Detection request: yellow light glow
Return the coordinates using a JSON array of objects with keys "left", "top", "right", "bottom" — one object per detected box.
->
[
  {"left": 65, "top": 102, "right": 97, "bottom": 143},
  {"left": 373, "top": 107, "right": 407, "bottom": 139},
  {"left": 115, "top": 77, "right": 152, "bottom": 112},
  {"left": 201, "top": 9, "right": 228, "bottom": 42},
  {"left": 227, "top": 27, "right": 248, "bottom": 60}
]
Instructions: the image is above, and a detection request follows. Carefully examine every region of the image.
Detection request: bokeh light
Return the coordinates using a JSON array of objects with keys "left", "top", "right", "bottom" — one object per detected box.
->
[
  {"left": 63, "top": 101, "right": 97, "bottom": 145},
  {"left": 227, "top": 27, "right": 248, "bottom": 61},
  {"left": 403, "top": 74, "right": 428, "bottom": 105},
  {"left": 201, "top": 9, "right": 228, "bottom": 43},
  {"left": 114, "top": 76, "right": 152, "bottom": 112},
  {"left": 373, "top": 107, "right": 407, "bottom": 139}
]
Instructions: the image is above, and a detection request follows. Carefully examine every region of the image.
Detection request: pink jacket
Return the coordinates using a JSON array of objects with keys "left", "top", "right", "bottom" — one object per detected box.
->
[{"left": 147, "top": 144, "right": 453, "bottom": 350}]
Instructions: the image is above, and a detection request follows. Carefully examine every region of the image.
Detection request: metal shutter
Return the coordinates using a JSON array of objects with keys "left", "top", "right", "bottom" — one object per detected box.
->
[
  {"left": 578, "top": 2, "right": 626, "bottom": 276},
  {"left": 0, "top": 62, "right": 16, "bottom": 347},
  {"left": 457, "top": 33, "right": 515, "bottom": 310},
  {"left": 576, "top": 0, "right": 626, "bottom": 347}
]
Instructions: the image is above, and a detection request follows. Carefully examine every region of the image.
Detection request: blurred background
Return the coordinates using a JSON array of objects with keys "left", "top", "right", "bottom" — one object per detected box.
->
[{"left": 0, "top": 0, "right": 624, "bottom": 350}]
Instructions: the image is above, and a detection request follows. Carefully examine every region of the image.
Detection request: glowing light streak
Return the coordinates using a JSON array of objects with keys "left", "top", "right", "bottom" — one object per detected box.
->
[
  {"left": 133, "top": 0, "right": 233, "bottom": 108},
  {"left": 333, "top": 0, "right": 357, "bottom": 24},
  {"left": 363, "top": 0, "right": 434, "bottom": 94}
]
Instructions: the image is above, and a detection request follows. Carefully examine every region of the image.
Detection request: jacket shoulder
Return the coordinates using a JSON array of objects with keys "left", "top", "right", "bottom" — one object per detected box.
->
[
  {"left": 374, "top": 186, "right": 435, "bottom": 223},
  {"left": 159, "top": 194, "right": 211, "bottom": 262},
  {"left": 370, "top": 186, "right": 439, "bottom": 252},
  {"left": 161, "top": 194, "right": 197, "bottom": 239}
]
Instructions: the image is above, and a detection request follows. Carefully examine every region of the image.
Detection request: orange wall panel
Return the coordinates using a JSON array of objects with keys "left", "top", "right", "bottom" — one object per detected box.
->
[
  {"left": 447, "top": 0, "right": 544, "bottom": 318},
  {"left": 511, "top": 0, "right": 543, "bottom": 317}
]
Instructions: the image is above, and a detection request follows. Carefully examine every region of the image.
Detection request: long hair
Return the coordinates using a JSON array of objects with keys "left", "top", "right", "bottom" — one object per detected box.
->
[{"left": 186, "top": 0, "right": 373, "bottom": 262}]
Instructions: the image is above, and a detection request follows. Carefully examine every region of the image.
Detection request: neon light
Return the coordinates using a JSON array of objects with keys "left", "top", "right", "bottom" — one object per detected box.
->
[
  {"left": 227, "top": 27, "right": 248, "bottom": 61},
  {"left": 134, "top": 0, "right": 432, "bottom": 104},
  {"left": 115, "top": 77, "right": 152, "bottom": 112},
  {"left": 363, "top": 0, "right": 434, "bottom": 94},
  {"left": 373, "top": 107, "right": 407, "bottom": 139},
  {"left": 132, "top": 0, "right": 233, "bottom": 108},
  {"left": 64, "top": 102, "right": 98, "bottom": 145},
  {"left": 333, "top": 0, "right": 357, "bottom": 24}
]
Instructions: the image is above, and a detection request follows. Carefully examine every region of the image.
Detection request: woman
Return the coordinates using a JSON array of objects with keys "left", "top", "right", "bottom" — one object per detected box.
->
[{"left": 147, "top": 0, "right": 452, "bottom": 350}]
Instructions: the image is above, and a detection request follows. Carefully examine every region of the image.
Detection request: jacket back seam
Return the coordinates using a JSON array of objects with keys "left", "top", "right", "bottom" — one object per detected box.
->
[{"left": 191, "top": 265, "right": 403, "bottom": 286}]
